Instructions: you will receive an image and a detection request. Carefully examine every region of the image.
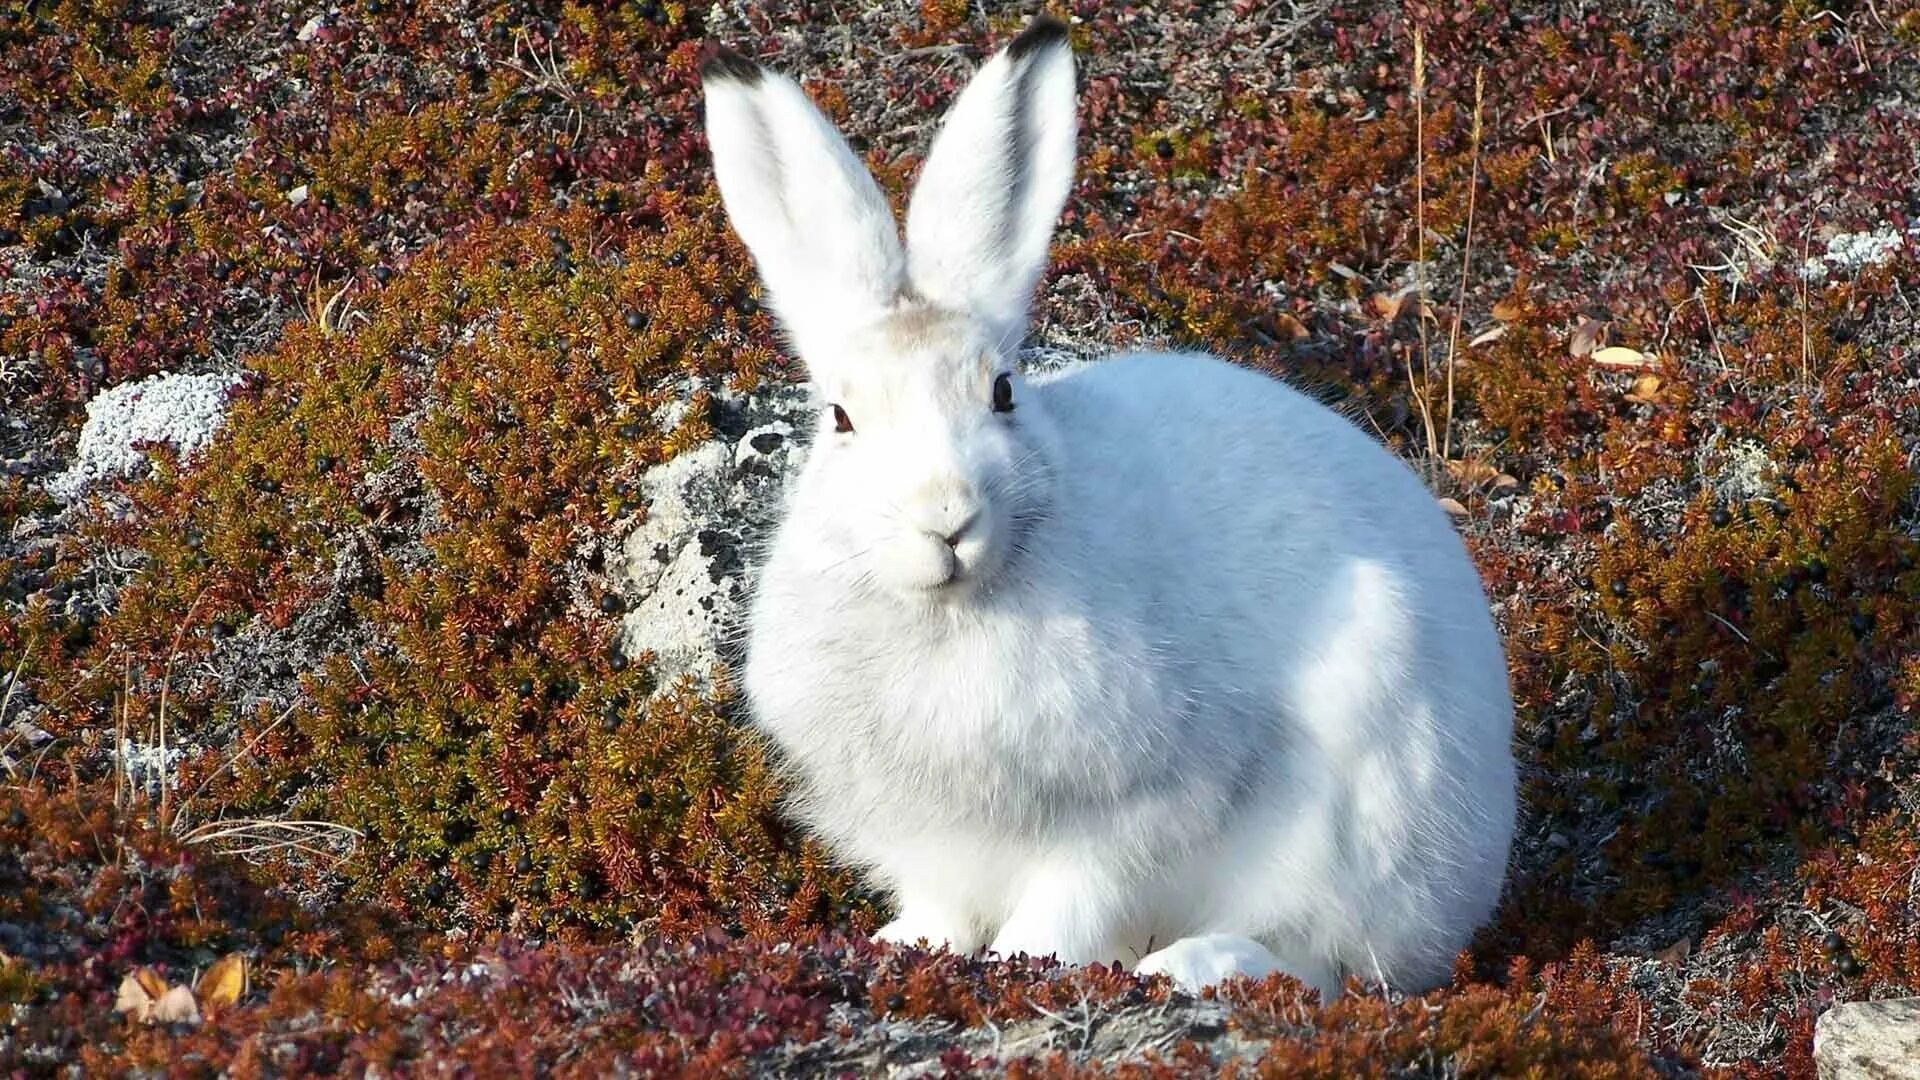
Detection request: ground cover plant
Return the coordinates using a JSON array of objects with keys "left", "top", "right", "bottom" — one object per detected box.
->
[{"left": 2, "top": 0, "right": 1918, "bottom": 1073}]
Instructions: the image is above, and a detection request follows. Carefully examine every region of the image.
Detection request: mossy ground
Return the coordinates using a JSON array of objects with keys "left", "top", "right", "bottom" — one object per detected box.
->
[{"left": 3, "top": 0, "right": 1919, "bottom": 1074}]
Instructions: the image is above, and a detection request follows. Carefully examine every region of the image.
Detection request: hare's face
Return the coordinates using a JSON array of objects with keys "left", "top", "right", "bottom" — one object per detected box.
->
[
  {"left": 703, "top": 18, "right": 1076, "bottom": 598},
  {"left": 810, "top": 309, "right": 1052, "bottom": 598}
]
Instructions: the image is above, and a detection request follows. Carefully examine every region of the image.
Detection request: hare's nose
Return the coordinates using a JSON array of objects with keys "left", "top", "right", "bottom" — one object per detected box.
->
[{"left": 942, "top": 513, "right": 979, "bottom": 549}]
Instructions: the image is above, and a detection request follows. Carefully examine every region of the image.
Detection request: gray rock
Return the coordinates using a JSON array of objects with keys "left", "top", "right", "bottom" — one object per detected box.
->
[
  {"left": 1816, "top": 998, "right": 1920, "bottom": 1080},
  {"left": 614, "top": 381, "right": 811, "bottom": 691}
]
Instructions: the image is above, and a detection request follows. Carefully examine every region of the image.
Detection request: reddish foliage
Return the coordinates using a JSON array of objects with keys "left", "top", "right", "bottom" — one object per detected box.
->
[{"left": 4, "top": 0, "right": 1919, "bottom": 1072}]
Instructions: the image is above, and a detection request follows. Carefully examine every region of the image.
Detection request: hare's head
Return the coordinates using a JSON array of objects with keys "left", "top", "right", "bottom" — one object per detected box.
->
[{"left": 703, "top": 19, "right": 1076, "bottom": 597}]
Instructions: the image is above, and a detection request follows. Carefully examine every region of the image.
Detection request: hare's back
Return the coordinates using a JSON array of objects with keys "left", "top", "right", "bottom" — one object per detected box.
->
[
  {"left": 1035, "top": 352, "right": 1515, "bottom": 957},
  {"left": 1033, "top": 351, "right": 1461, "bottom": 575},
  {"left": 1032, "top": 350, "right": 1507, "bottom": 716}
]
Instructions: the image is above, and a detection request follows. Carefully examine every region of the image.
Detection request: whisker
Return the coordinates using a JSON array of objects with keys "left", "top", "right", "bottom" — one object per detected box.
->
[{"left": 818, "top": 544, "right": 876, "bottom": 577}]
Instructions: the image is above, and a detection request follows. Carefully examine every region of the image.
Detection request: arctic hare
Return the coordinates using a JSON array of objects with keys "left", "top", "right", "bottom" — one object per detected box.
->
[{"left": 702, "top": 18, "right": 1516, "bottom": 999}]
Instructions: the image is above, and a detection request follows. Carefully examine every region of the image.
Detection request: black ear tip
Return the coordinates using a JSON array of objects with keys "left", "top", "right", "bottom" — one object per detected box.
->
[
  {"left": 1007, "top": 15, "right": 1071, "bottom": 61},
  {"left": 701, "top": 45, "right": 763, "bottom": 85}
]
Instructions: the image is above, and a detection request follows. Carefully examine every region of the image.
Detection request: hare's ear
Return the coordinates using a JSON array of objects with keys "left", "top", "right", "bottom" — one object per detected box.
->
[
  {"left": 904, "top": 18, "right": 1076, "bottom": 346},
  {"left": 702, "top": 49, "right": 906, "bottom": 363}
]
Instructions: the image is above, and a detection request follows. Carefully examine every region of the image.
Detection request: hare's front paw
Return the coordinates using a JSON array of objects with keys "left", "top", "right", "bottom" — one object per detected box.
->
[
  {"left": 989, "top": 907, "right": 1114, "bottom": 967},
  {"left": 1135, "top": 934, "right": 1340, "bottom": 1001},
  {"left": 874, "top": 910, "right": 983, "bottom": 955}
]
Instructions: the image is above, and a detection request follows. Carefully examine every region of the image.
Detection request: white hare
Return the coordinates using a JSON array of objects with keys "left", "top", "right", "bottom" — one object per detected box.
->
[{"left": 703, "top": 18, "right": 1516, "bottom": 1000}]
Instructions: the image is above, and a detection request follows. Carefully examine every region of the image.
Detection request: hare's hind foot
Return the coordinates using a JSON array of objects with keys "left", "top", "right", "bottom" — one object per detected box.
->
[{"left": 1134, "top": 934, "right": 1341, "bottom": 1001}]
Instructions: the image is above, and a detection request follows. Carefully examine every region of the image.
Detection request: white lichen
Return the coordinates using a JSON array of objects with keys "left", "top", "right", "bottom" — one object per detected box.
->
[
  {"left": 1709, "top": 437, "right": 1777, "bottom": 504},
  {"left": 47, "top": 370, "right": 241, "bottom": 502},
  {"left": 111, "top": 737, "right": 188, "bottom": 797},
  {"left": 1800, "top": 226, "right": 1912, "bottom": 282}
]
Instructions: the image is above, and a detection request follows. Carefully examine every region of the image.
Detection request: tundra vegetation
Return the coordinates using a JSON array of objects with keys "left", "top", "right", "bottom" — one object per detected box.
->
[{"left": 2, "top": 0, "right": 1917, "bottom": 1074}]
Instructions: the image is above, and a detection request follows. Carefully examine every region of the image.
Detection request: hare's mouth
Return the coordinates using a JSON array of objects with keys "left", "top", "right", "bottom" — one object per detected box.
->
[
  {"left": 914, "top": 541, "right": 990, "bottom": 597},
  {"left": 873, "top": 521, "right": 1010, "bottom": 598},
  {"left": 930, "top": 546, "right": 974, "bottom": 591}
]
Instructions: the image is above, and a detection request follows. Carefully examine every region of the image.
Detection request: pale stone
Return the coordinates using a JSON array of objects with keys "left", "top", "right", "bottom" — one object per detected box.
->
[{"left": 1816, "top": 998, "right": 1920, "bottom": 1080}]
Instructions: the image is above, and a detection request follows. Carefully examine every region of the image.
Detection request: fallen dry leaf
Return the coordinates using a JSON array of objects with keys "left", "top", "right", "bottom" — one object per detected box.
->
[
  {"left": 1468, "top": 324, "right": 1507, "bottom": 347},
  {"left": 1625, "top": 373, "right": 1666, "bottom": 405},
  {"left": 1653, "top": 936, "right": 1693, "bottom": 968},
  {"left": 197, "top": 952, "right": 247, "bottom": 1008},
  {"left": 153, "top": 984, "right": 200, "bottom": 1025},
  {"left": 1371, "top": 291, "right": 1408, "bottom": 322},
  {"left": 114, "top": 972, "right": 157, "bottom": 1023},
  {"left": 133, "top": 966, "right": 168, "bottom": 1000},
  {"left": 1490, "top": 273, "right": 1532, "bottom": 321},
  {"left": 1437, "top": 497, "right": 1470, "bottom": 518},
  {"left": 115, "top": 965, "right": 208, "bottom": 1026},
  {"left": 1446, "top": 458, "right": 1501, "bottom": 487},
  {"left": 1445, "top": 459, "right": 1522, "bottom": 498},
  {"left": 1569, "top": 317, "right": 1608, "bottom": 358},
  {"left": 1592, "top": 345, "right": 1657, "bottom": 369},
  {"left": 1273, "top": 312, "right": 1310, "bottom": 341}
]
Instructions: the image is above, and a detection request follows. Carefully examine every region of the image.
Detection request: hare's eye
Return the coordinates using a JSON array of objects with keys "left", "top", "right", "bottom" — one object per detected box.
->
[
  {"left": 831, "top": 404, "right": 855, "bottom": 434},
  {"left": 991, "top": 373, "right": 1015, "bottom": 414}
]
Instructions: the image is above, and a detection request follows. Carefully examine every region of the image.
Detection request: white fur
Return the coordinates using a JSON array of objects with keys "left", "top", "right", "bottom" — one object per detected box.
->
[
  {"left": 903, "top": 29, "right": 1076, "bottom": 346},
  {"left": 704, "top": 25, "right": 1517, "bottom": 999},
  {"left": 1134, "top": 934, "right": 1304, "bottom": 998},
  {"left": 703, "top": 57, "right": 906, "bottom": 369}
]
